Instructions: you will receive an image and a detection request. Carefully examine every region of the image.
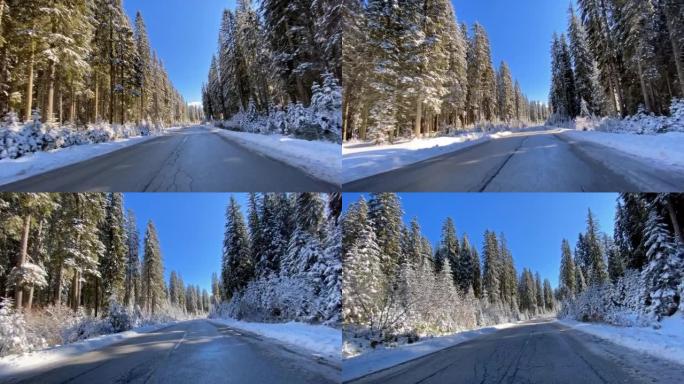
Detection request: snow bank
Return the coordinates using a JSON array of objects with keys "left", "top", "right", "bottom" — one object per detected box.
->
[
  {"left": 0, "top": 134, "right": 156, "bottom": 186},
  {"left": 0, "top": 321, "right": 176, "bottom": 381},
  {"left": 209, "top": 127, "right": 341, "bottom": 185},
  {"left": 342, "top": 322, "right": 522, "bottom": 382},
  {"left": 561, "top": 130, "right": 684, "bottom": 169},
  {"left": 560, "top": 315, "right": 684, "bottom": 366},
  {"left": 208, "top": 318, "right": 340, "bottom": 361},
  {"left": 342, "top": 131, "right": 516, "bottom": 184}
]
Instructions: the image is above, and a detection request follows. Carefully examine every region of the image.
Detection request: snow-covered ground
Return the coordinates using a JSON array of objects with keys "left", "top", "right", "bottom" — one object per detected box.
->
[
  {"left": 342, "top": 322, "right": 523, "bottom": 382},
  {"left": 342, "top": 131, "right": 517, "bottom": 184},
  {"left": 0, "top": 321, "right": 177, "bottom": 381},
  {"left": 0, "top": 128, "right": 185, "bottom": 187},
  {"left": 561, "top": 130, "right": 684, "bottom": 170},
  {"left": 208, "top": 318, "right": 341, "bottom": 362},
  {"left": 560, "top": 315, "right": 684, "bottom": 366},
  {"left": 209, "top": 127, "right": 341, "bottom": 185}
]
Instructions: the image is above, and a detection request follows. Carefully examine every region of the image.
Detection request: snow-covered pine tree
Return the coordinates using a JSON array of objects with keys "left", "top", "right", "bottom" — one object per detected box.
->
[
  {"left": 585, "top": 209, "right": 608, "bottom": 285},
  {"left": 367, "top": 193, "right": 403, "bottom": 283},
  {"left": 543, "top": 279, "right": 554, "bottom": 311},
  {"left": 482, "top": 230, "right": 501, "bottom": 305},
  {"left": 642, "top": 200, "right": 681, "bottom": 318},
  {"left": 534, "top": 272, "right": 544, "bottom": 314},
  {"left": 457, "top": 233, "right": 474, "bottom": 294},
  {"left": 470, "top": 244, "right": 482, "bottom": 298},
  {"left": 221, "top": 196, "right": 252, "bottom": 299},
  {"left": 568, "top": 5, "right": 603, "bottom": 115},
  {"left": 496, "top": 62, "right": 516, "bottom": 122},
  {"left": 141, "top": 220, "right": 165, "bottom": 315},
  {"left": 124, "top": 209, "right": 140, "bottom": 307},
  {"left": 559, "top": 238, "right": 576, "bottom": 300},
  {"left": 99, "top": 193, "right": 127, "bottom": 312}
]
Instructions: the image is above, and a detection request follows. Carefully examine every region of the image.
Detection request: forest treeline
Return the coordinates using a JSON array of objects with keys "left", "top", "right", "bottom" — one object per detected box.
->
[
  {"left": 558, "top": 194, "right": 684, "bottom": 324},
  {"left": 201, "top": 0, "right": 342, "bottom": 142},
  {"left": 342, "top": 0, "right": 551, "bottom": 144},
  {"left": 0, "top": 0, "right": 189, "bottom": 126},
  {"left": 212, "top": 193, "right": 341, "bottom": 325},
  {"left": 0, "top": 193, "right": 207, "bottom": 318},
  {"left": 550, "top": 1, "right": 684, "bottom": 119},
  {"left": 343, "top": 193, "right": 554, "bottom": 344}
]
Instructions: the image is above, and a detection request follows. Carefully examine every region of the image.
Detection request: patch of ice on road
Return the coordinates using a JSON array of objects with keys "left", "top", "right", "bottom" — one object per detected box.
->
[
  {"left": 560, "top": 130, "right": 684, "bottom": 170},
  {"left": 342, "top": 322, "right": 522, "bottom": 382},
  {"left": 559, "top": 314, "right": 684, "bottom": 366},
  {"left": 342, "top": 130, "right": 526, "bottom": 184},
  {"left": 0, "top": 322, "right": 177, "bottom": 381},
  {"left": 0, "top": 131, "right": 180, "bottom": 187},
  {"left": 208, "top": 318, "right": 340, "bottom": 361},
  {"left": 208, "top": 127, "right": 341, "bottom": 185}
]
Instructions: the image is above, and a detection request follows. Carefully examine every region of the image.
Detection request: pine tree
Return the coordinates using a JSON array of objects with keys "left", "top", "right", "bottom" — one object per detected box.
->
[
  {"left": 543, "top": 279, "right": 554, "bottom": 311},
  {"left": 585, "top": 209, "right": 608, "bottom": 285},
  {"left": 496, "top": 61, "right": 515, "bottom": 122},
  {"left": 559, "top": 238, "right": 576, "bottom": 300},
  {"left": 141, "top": 220, "right": 164, "bottom": 315},
  {"left": 367, "top": 193, "right": 403, "bottom": 281},
  {"left": 438, "top": 217, "right": 460, "bottom": 289},
  {"left": 471, "top": 244, "right": 482, "bottom": 298},
  {"left": 221, "top": 196, "right": 252, "bottom": 299},
  {"left": 100, "top": 193, "right": 127, "bottom": 309},
  {"left": 568, "top": 5, "right": 602, "bottom": 115},
  {"left": 482, "top": 230, "right": 501, "bottom": 304},
  {"left": 124, "top": 209, "right": 140, "bottom": 307}
]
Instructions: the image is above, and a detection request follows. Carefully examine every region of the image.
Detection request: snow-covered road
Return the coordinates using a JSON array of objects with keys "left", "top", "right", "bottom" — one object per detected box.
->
[
  {"left": 0, "top": 126, "right": 337, "bottom": 192},
  {"left": 2, "top": 319, "right": 339, "bottom": 384},
  {"left": 344, "top": 129, "right": 684, "bottom": 192},
  {"left": 345, "top": 319, "right": 684, "bottom": 384}
]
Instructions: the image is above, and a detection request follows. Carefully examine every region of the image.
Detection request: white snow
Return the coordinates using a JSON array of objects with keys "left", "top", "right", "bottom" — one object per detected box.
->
[
  {"left": 208, "top": 127, "right": 341, "bottom": 185},
  {"left": 0, "top": 321, "right": 177, "bottom": 381},
  {"left": 561, "top": 130, "right": 684, "bottom": 170},
  {"left": 342, "top": 322, "right": 522, "bottom": 382},
  {"left": 208, "top": 318, "right": 341, "bottom": 361},
  {"left": 342, "top": 131, "right": 515, "bottom": 184},
  {"left": 0, "top": 135, "right": 156, "bottom": 186},
  {"left": 559, "top": 314, "right": 684, "bottom": 366}
]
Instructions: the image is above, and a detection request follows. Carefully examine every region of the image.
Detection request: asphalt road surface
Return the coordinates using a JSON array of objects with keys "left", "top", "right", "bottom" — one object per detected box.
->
[
  {"left": 346, "top": 319, "right": 683, "bottom": 384},
  {"left": 344, "top": 129, "right": 684, "bottom": 192},
  {"left": 2, "top": 126, "right": 336, "bottom": 192},
  {"left": 4, "top": 319, "right": 339, "bottom": 384}
]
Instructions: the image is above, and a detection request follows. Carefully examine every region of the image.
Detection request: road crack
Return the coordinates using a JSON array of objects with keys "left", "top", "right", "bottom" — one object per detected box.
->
[{"left": 477, "top": 136, "right": 529, "bottom": 192}]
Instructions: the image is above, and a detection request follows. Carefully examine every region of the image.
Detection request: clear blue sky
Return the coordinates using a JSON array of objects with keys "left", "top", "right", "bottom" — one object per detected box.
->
[
  {"left": 343, "top": 193, "right": 618, "bottom": 288},
  {"left": 123, "top": 0, "right": 237, "bottom": 104},
  {"left": 454, "top": 0, "right": 574, "bottom": 102},
  {"left": 123, "top": 193, "right": 248, "bottom": 293},
  {"left": 121, "top": 0, "right": 571, "bottom": 104}
]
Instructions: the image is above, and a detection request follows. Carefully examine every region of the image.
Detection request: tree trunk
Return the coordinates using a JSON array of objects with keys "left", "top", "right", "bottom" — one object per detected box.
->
[
  {"left": 27, "top": 286, "right": 34, "bottom": 310},
  {"left": 636, "top": 58, "right": 652, "bottom": 112},
  {"left": 109, "top": 10, "right": 115, "bottom": 125},
  {"left": 70, "top": 81, "right": 76, "bottom": 123},
  {"left": 94, "top": 75, "right": 99, "bottom": 122},
  {"left": 71, "top": 270, "right": 80, "bottom": 312},
  {"left": 45, "top": 60, "right": 57, "bottom": 123},
  {"left": 664, "top": 197, "right": 683, "bottom": 245},
  {"left": 414, "top": 100, "right": 422, "bottom": 138},
  {"left": 15, "top": 214, "right": 31, "bottom": 310},
  {"left": 95, "top": 277, "right": 99, "bottom": 317},
  {"left": 664, "top": 10, "right": 684, "bottom": 97},
  {"left": 54, "top": 261, "right": 63, "bottom": 305},
  {"left": 24, "top": 40, "right": 36, "bottom": 122}
]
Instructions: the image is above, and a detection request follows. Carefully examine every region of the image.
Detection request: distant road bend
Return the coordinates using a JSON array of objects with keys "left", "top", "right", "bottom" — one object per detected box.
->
[
  {"left": 2, "top": 126, "right": 336, "bottom": 192},
  {"left": 4, "top": 319, "right": 339, "bottom": 384},
  {"left": 344, "top": 128, "right": 684, "bottom": 192},
  {"left": 346, "top": 319, "right": 683, "bottom": 384}
]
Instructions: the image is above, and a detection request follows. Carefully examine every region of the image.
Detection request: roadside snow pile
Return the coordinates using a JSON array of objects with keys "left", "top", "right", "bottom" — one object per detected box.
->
[
  {"left": 209, "top": 318, "right": 340, "bottom": 360},
  {"left": 0, "top": 297, "right": 193, "bottom": 358},
  {"left": 0, "top": 112, "right": 171, "bottom": 160},
  {"left": 561, "top": 130, "right": 684, "bottom": 168},
  {"left": 560, "top": 314, "right": 684, "bottom": 366},
  {"left": 0, "top": 134, "right": 155, "bottom": 186},
  {"left": 215, "top": 73, "right": 342, "bottom": 144},
  {"left": 342, "top": 322, "right": 522, "bottom": 381},
  {"left": 0, "top": 320, "right": 175, "bottom": 381},
  {"left": 558, "top": 99, "right": 684, "bottom": 134},
  {"left": 211, "top": 128, "right": 341, "bottom": 185},
  {"left": 342, "top": 131, "right": 511, "bottom": 183},
  {"left": 559, "top": 270, "right": 656, "bottom": 327}
]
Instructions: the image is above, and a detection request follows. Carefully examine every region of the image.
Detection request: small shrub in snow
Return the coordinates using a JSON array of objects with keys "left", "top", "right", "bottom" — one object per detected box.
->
[
  {"left": 107, "top": 297, "right": 141, "bottom": 333},
  {"left": 0, "top": 298, "right": 46, "bottom": 357}
]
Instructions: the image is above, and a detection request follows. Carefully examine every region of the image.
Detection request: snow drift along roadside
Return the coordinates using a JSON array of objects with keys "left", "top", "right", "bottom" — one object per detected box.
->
[
  {"left": 560, "top": 130, "right": 684, "bottom": 170},
  {"left": 559, "top": 316, "right": 684, "bottom": 366},
  {"left": 342, "top": 131, "right": 518, "bottom": 184},
  {"left": 0, "top": 321, "right": 177, "bottom": 381},
  {"left": 342, "top": 322, "right": 523, "bottom": 382},
  {"left": 208, "top": 318, "right": 340, "bottom": 362},
  {"left": 208, "top": 127, "right": 341, "bottom": 185},
  {"left": 0, "top": 127, "right": 188, "bottom": 187}
]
